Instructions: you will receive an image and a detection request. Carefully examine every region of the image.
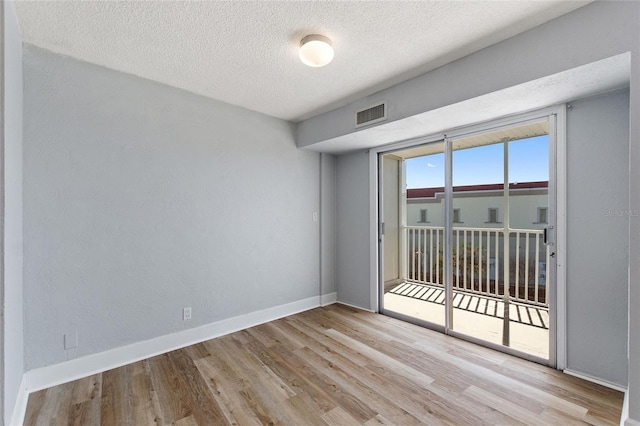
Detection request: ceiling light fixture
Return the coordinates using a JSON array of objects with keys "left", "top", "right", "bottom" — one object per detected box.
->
[{"left": 299, "top": 35, "right": 334, "bottom": 67}]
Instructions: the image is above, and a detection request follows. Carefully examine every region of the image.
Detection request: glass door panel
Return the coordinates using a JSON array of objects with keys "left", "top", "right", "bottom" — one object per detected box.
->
[
  {"left": 449, "top": 130, "right": 550, "bottom": 361},
  {"left": 450, "top": 139, "right": 507, "bottom": 348},
  {"left": 382, "top": 141, "right": 446, "bottom": 328},
  {"left": 506, "top": 135, "right": 550, "bottom": 359}
]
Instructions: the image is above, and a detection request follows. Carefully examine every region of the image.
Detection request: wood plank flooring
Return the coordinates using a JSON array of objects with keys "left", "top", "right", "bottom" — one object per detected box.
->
[{"left": 24, "top": 304, "right": 623, "bottom": 425}]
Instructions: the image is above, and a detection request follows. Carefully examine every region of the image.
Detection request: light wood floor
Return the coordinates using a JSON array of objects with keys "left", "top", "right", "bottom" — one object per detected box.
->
[{"left": 25, "top": 304, "right": 623, "bottom": 425}]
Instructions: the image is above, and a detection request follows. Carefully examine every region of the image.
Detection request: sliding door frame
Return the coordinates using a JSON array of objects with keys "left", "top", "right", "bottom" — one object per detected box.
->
[{"left": 371, "top": 105, "right": 567, "bottom": 369}]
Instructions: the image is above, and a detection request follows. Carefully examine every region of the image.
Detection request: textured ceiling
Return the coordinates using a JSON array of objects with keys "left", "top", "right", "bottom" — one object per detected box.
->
[{"left": 14, "top": 1, "right": 589, "bottom": 122}]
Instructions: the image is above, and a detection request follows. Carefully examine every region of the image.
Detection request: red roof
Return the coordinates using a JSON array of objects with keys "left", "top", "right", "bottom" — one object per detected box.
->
[{"left": 407, "top": 181, "right": 548, "bottom": 199}]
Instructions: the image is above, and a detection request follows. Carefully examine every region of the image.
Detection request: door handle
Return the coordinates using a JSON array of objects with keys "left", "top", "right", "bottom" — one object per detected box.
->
[{"left": 543, "top": 225, "right": 554, "bottom": 245}]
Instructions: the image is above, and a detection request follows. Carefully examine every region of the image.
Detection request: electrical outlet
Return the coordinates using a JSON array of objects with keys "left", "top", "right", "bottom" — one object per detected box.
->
[
  {"left": 312, "top": 212, "right": 318, "bottom": 222},
  {"left": 64, "top": 332, "right": 78, "bottom": 350},
  {"left": 183, "top": 307, "right": 192, "bottom": 321}
]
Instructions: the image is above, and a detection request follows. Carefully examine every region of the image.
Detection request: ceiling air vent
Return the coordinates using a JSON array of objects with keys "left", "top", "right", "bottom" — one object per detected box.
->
[{"left": 355, "top": 102, "right": 387, "bottom": 128}]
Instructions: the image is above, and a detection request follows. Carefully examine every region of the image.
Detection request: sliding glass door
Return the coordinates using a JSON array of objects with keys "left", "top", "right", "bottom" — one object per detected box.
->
[{"left": 380, "top": 118, "right": 555, "bottom": 364}]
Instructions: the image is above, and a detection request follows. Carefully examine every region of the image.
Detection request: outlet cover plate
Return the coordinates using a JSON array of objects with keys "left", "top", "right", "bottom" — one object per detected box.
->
[
  {"left": 64, "top": 332, "right": 78, "bottom": 350},
  {"left": 183, "top": 307, "right": 192, "bottom": 321}
]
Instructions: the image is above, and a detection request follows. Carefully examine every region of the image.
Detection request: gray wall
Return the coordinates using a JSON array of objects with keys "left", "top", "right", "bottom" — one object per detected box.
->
[
  {"left": 336, "top": 151, "right": 370, "bottom": 308},
  {"left": 23, "top": 46, "right": 320, "bottom": 370},
  {"left": 566, "top": 90, "right": 629, "bottom": 387},
  {"left": 2, "top": 0, "right": 24, "bottom": 422},
  {"left": 320, "top": 153, "right": 336, "bottom": 297}
]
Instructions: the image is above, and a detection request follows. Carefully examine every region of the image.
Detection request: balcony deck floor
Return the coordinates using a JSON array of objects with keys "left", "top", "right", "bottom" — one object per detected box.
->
[{"left": 384, "top": 281, "right": 549, "bottom": 359}]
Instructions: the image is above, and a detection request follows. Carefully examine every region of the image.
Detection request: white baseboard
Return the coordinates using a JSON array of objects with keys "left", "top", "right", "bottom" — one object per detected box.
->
[
  {"left": 336, "top": 300, "right": 375, "bottom": 313},
  {"left": 320, "top": 292, "right": 337, "bottom": 306},
  {"left": 25, "top": 295, "right": 320, "bottom": 393},
  {"left": 621, "top": 390, "right": 629, "bottom": 426},
  {"left": 625, "top": 419, "right": 640, "bottom": 426},
  {"left": 621, "top": 387, "right": 640, "bottom": 426},
  {"left": 563, "top": 369, "right": 627, "bottom": 392},
  {"left": 8, "top": 374, "right": 28, "bottom": 426}
]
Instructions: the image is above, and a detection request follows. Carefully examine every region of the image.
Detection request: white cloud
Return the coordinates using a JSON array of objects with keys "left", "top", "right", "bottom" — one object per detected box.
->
[{"left": 427, "top": 163, "right": 436, "bottom": 168}]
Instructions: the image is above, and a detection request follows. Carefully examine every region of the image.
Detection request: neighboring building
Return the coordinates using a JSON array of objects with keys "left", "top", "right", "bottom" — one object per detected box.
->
[
  {"left": 407, "top": 181, "right": 549, "bottom": 229},
  {"left": 404, "top": 181, "right": 550, "bottom": 288}
]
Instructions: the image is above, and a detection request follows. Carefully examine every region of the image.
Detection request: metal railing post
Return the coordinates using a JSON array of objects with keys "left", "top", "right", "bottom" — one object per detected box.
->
[
  {"left": 502, "top": 140, "right": 510, "bottom": 347},
  {"left": 403, "top": 225, "right": 547, "bottom": 308},
  {"left": 444, "top": 137, "right": 453, "bottom": 331}
]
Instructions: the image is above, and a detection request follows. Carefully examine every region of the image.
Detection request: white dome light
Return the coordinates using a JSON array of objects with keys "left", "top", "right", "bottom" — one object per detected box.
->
[{"left": 299, "top": 35, "right": 334, "bottom": 67}]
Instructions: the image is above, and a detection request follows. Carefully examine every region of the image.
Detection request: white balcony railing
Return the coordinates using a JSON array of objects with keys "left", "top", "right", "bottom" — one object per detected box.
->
[{"left": 405, "top": 226, "right": 550, "bottom": 307}]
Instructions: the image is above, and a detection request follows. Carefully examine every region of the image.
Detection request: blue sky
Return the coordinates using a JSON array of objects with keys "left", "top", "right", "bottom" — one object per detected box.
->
[{"left": 405, "top": 135, "right": 549, "bottom": 188}]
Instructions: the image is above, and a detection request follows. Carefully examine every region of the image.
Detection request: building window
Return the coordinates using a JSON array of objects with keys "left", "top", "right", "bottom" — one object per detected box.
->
[
  {"left": 419, "top": 209, "right": 429, "bottom": 223},
  {"left": 453, "top": 208, "right": 461, "bottom": 223},
  {"left": 536, "top": 207, "right": 548, "bottom": 224},
  {"left": 487, "top": 208, "right": 499, "bottom": 223}
]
